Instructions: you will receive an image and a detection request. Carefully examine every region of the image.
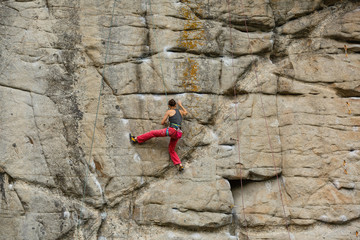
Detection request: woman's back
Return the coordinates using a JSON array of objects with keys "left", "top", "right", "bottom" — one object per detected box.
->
[{"left": 169, "top": 109, "right": 182, "bottom": 127}]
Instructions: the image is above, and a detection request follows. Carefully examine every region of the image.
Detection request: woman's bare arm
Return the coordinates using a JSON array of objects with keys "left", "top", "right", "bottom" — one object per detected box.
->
[
  {"left": 178, "top": 100, "right": 188, "bottom": 116},
  {"left": 161, "top": 110, "right": 170, "bottom": 125}
]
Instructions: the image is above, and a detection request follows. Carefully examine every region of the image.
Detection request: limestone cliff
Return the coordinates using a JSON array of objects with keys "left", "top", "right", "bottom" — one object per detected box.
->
[{"left": 1, "top": 0, "right": 360, "bottom": 239}]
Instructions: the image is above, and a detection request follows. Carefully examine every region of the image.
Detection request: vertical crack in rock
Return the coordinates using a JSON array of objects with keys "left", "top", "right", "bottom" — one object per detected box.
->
[
  {"left": 274, "top": 82, "right": 285, "bottom": 190},
  {"left": 99, "top": 68, "right": 117, "bottom": 95},
  {"left": 29, "top": 93, "right": 50, "bottom": 181},
  {"left": 0, "top": 172, "right": 7, "bottom": 204},
  {"left": 12, "top": 184, "right": 27, "bottom": 213},
  {"left": 218, "top": 58, "right": 223, "bottom": 91},
  {"left": 143, "top": 2, "right": 151, "bottom": 58},
  {"left": 45, "top": 0, "right": 51, "bottom": 13}
]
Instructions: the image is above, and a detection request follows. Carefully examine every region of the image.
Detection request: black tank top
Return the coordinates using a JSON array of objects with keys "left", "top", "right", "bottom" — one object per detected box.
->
[{"left": 169, "top": 109, "right": 182, "bottom": 128}]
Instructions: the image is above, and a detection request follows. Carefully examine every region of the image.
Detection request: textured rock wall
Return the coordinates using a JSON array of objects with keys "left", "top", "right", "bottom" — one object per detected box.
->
[{"left": 1, "top": 0, "right": 360, "bottom": 239}]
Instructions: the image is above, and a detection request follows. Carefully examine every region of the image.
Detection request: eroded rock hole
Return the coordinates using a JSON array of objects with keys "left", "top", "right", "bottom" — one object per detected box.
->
[{"left": 228, "top": 179, "right": 253, "bottom": 235}]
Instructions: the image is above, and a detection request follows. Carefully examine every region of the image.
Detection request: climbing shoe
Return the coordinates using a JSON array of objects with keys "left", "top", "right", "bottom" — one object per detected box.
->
[
  {"left": 177, "top": 164, "right": 184, "bottom": 172},
  {"left": 129, "top": 133, "right": 137, "bottom": 144}
]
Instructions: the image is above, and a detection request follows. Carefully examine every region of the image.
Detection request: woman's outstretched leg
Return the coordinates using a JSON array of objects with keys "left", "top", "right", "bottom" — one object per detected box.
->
[{"left": 136, "top": 128, "right": 167, "bottom": 143}]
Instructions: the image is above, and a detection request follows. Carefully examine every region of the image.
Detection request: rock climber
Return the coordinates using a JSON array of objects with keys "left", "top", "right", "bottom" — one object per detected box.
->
[{"left": 129, "top": 99, "right": 188, "bottom": 171}]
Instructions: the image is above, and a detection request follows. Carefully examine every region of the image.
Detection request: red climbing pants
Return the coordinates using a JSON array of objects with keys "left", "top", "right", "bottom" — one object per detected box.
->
[{"left": 136, "top": 128, "right": 181, "bottom": 165}]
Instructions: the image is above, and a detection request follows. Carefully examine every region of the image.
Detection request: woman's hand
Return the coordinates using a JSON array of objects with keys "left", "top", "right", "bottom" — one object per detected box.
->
[{"left": 177, "top": 100, "right": 188, "bottom": 116}]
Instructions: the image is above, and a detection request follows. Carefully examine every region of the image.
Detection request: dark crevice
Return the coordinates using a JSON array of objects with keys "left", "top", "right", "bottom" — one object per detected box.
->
[
  {"left": 0, "top": 172, "right": 7, "bottom": 204},
  {"left": 143, "top": 7, "right": 151, "bottom": 60},
  {"left": 222, "top": 88, "right": 249, "bottom": 97},
  {"left": 277, "top": 91, "right": 304, "bottom": 96},
  {"left": 326, "top": 36, "right": 360, "bottom": 45},
  {"left": 228, "top": 178, "right": 255, "bottom": 191},
  {"left": 1, "top": 3, "right": 20, "bottom": 13},
  {"left": 218, "top": 58, "right": 223, "bottom": 90},
  {"left": 117, "top": 92, "right": 221, "bottom": 97},
  {"left": 45, "top": 0, "right": 51, "bottom": 12},
  {"left": 0, "top": 82, "right": 44, "bottom": 96},
  {"left": 163, "top": 46, "right": 187, "bottom": 53},
  {"left": 164, "top": 14, "right": 187, "bottom": 21},
  {"left": 323, "top": 0, "right": 339, "bottom": 6},
  {"left": 227, "top": 174, "right": 285, "bottom": 194},
  {"left": 139, "top": 220, "right": 232, "bottom": 232},
  {"left": 335, "top": 88, "right": 360, "bottom": 98}
]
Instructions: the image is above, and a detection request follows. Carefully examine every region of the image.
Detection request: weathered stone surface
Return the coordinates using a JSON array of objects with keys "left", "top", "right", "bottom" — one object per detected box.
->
[
  {"left": 134, "top": 179, "right": 233, "bottom": 228},
  {"left": 1, "top": 0, "right": 360, "bottom": 239},
  {"left": 184, "top": 0, "right": 275, "bottom": 30},
  {"left": 324, "top": 7, "right": 360, "bottom": 42},
  {"left": 232, "top": 178, "right": 290, "bottom": 227},
  {"left": 270, "top": 0, "right": 323, "bottom": 25},
  {"left": 215, "top": 94, "right": 282, "bottom": 181},
  {"left": 0, "top": 178, "right": 101, "bottom": 240},
  {"left": 278, "top": 10, "right": 330, "bottom": 36},
  {"left": 0, "top": 87, "right": 55, "bottom": 186}
]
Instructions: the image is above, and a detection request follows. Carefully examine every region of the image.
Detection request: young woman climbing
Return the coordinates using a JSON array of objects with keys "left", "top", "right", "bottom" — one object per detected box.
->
[{"left": 129, "top": 99, "right": 188, "bottom": 171}]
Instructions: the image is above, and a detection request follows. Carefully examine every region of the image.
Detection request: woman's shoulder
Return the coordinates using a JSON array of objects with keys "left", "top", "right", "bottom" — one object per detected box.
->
[{"left": 168, "top": 109, "right": 176, "bottom": 117}]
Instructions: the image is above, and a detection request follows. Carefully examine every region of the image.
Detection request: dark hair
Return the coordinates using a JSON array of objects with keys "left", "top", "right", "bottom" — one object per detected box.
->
[{"left": 168, "top": 99, "right": 176, "bottom": 107}]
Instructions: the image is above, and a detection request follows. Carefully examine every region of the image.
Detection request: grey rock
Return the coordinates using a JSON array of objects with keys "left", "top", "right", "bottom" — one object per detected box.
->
[{"left": 1, "top": 0, "right": 360, "bottom": 239}]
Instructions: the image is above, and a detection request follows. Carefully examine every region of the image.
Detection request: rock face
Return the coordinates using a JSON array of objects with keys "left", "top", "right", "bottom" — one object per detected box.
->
[{"left": 1, "top": 0, "right": 360, "bottom": 239}]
